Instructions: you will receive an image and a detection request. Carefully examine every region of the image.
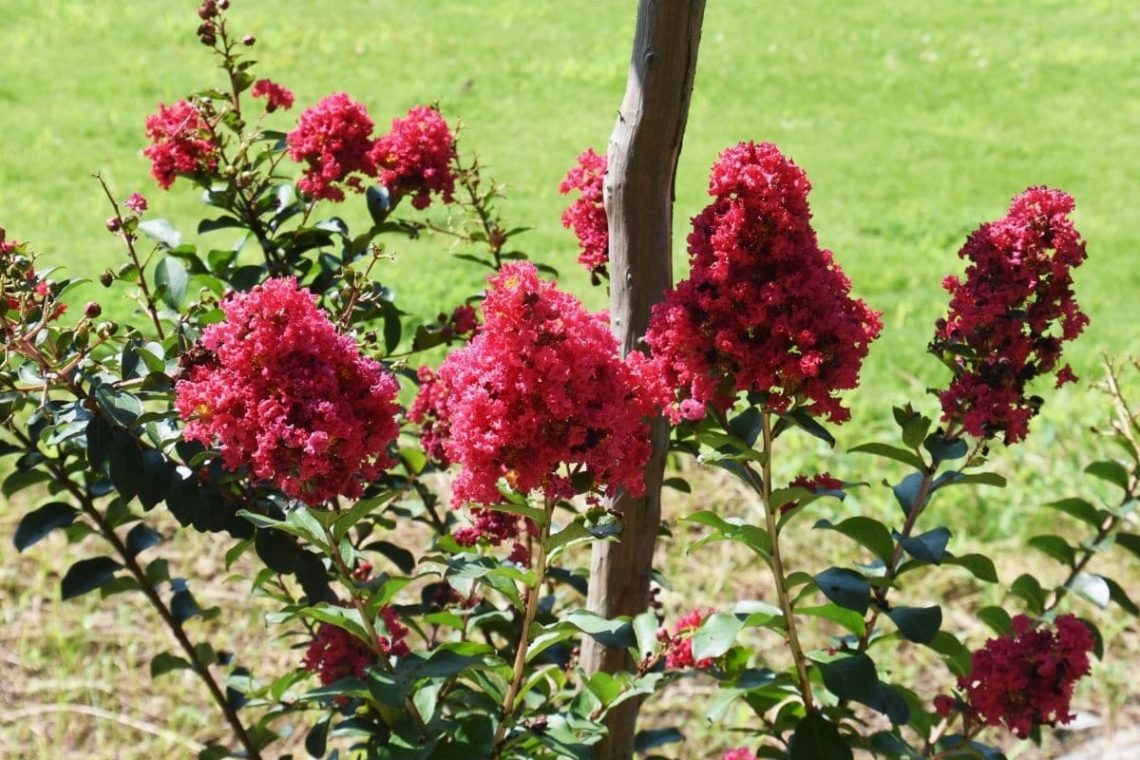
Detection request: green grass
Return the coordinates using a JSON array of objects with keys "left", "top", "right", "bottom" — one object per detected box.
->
[{"left": 2, "top": 1, "right": 1139, "bottom": 757}]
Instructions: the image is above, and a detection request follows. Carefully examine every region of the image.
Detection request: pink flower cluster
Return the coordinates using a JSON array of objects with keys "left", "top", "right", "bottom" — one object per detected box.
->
[
  {"left": 943, "top": 614, "right": 1094, "bottom": 738},
  {"left": 251, "top": 78, "right": 294, "bottom": 113},
  {"left": 723, "top": 749, "right": 757, "bottom": 760},
  {"left": 143, "top": 100, "right": 219, "bottom": 189},
  {"left": 286, "top": 97, "right": 456, "bottom": 207},
  {"left": 301, "top": 607, "right": 410, "bottom": 686},
  {"left": 643, "top": 142, "right": 882, "bottom": 424},
  {"left": 410, "top": 261, "right": 654, "bottom": 507},
  {"left": 175, "top": 277, "right": 401, "bottom": 504},
  {"left": 933, "top": 187, "right": 1088, "bottom": 444},
  {"left": 287, "top": 93, "right": 378, "bottom": 202},
  {"left": 559, "top": 148, "right": 609, "bottom": 278},
  {"left": 372, "top": 105, "right": 456, "bottom": 210},
  {"left": 659, "top": 608, "right": 714, "bottom": 670}
]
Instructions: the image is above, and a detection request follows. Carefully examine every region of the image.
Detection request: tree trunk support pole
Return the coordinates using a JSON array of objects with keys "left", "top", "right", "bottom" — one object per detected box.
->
[{"left": 583, "top": 2, "right": 705, "bottom": 758}]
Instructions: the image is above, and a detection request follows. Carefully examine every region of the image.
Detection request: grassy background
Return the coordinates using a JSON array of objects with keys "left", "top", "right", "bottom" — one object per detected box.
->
[{"left": 2, "top": 1, "right": 1139, "bottom": 757}]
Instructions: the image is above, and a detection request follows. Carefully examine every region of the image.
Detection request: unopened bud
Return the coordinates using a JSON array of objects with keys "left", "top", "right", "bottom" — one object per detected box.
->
[
  {"left": 198, "top": 0, "right": 217, "bottom": 19},
  {"left": 99, "top": 269, "right": 115, "bottom": 288},
  {"left": 242, "top": 35, "right": 255, "bottom": 46},
  {"left": 218, "top": 0, "right": 229, "bottom": 9},
  {"left": 96, "top": 321, "right": 118, "bottom": 338},
  {"left": 105, "top": 216, "right": 121, "bottom": 233},
  {"left": 84, "top": 301, "right": 102, "bottom": 319}
]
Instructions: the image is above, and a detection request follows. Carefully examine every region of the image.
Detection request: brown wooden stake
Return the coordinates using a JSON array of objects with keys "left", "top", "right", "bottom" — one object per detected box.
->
[{"left": 583, "top": 2, "right": 705, "bottom": 758}]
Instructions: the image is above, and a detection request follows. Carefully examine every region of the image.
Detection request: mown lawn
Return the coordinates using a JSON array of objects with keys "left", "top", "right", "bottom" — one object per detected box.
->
[{"left": 1, "top": 1, "right": 1138, "bottom": 757}]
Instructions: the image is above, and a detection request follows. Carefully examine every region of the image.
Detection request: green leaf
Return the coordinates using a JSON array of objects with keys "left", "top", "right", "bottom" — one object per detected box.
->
[
  {"left": 1085, "top": 460, "right": 1130, "bottom": 490},
  {"left": 633, "top": 728, "right": 684, "bottom": 754},
  {"left": 977, "top": 605, "right": 1012, "bottom": 634},
  {"left": 886, "top": 606, "right": 942, "bottom": 644},
  {"left": 138, "top": 219, "right": 182, "bottom": 248},
  {"left": 662, "top": 476, "right": 691, "bottom": 493},
  {"left": 788, "top": 713, "right": 853, "bottom": 760},
  {"left": 137, "top": 449, "right": 174, "bottom": 511},
  {"left": 1115, "top": 532, "right": 1140, "bottom": 560},
  {"left": 797, "top": 604, "right": 865, "bottom": 636},
  {"left": 814, "top": 516, "right": 893, "bottom": 563},
  {"left": 776, "top": 408, "right": 836, "bottom": 448},
  {"left": 891, "top": 472, "right": 930, "bottom": 516},
  {"left": 560, "top": 610, "right": 635, "bottom": 650},
  {"left": 926, "top": 631, "right": 971, "bottom": 678},
  {"left": 849, "top": 442, "right": 925, "bottom": 470},
  {"left": 924, "top": 434, "right": 967, "bottom": 464},
  {"left": 154, "top": 257, "right": 189, "bottom": 308},
  {"left": 171, "top": 583, "right": 201, "bottom": 623},
  {"left": 151, "top": 651, "right": 193, "bottom": 678},
  {"left": 61, "top": 557, "right": 121, "bottom": 600},
  {"left": 108, "top": 429, "right": 144, "bottom": 502},
  {"left": 691, "top": 612, "right": 744, "bottom": 661},
  {"left": 896, "top": 527, "right": 950, "bottom": 565},
  {"left": 943, "top": 553, "right": 998, "bottom": 583},
  {"left": 894, "top": 405, "right": 931, "bottom": 450},
  {"left": 1069, "top": 572, "right": 1110, "bottom": 608},
  {"left": 814, "top": 567, "right": 870, "bottom": 615},
  {"left": 1010, "top": 573, "right": 1046, "bottom": 614},
  {"left": 125, "top": 523, "right": 163, "bottom": 556},
  {"left": 1027, "top": 534, "right": 1076, "bottom": 566},
  {"left": 86, "top": 415, "right": 114, "bottom": 469},
  {"left": 1104, "top": 576, "right": 1139, "bottom": 616},
  {"left": 821, "top": 652, "right": 880, "bottom": 703},
  {"left": 632, "top": 610, "right": 660, "bottom": 659},
  {"left": 305, "top": 714, "right": 330, "bottom": 758},
  {"left": 14, "top": 502, "right": 79, "bottom": 552},
  {"left": 1045, "top": 497, "right": 1103, "bottom": 528},
  {"left": 2, "top": 468, "right": 52, "bottom": 498}
]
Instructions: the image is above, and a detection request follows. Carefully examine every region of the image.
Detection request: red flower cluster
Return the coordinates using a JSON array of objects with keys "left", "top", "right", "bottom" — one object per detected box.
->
[
  {"left": 409, "top": 365, "right": 452, "bottom": 467},
  {"left": 301, "top": 607, "right": 410, "bottom": 686},
  {"left": 559, "top": 148, "right": 609, "bottom": 278},
  {"left": 659, "top": 608, "right": 714, "bottom": 670},
  {"left": 452, "top": 508, "right": 535, "bottom": 566},
  {"left": 643, "top": 142, "right": 881, "bottom": 424},
  {"left": 948, "top": 614, "right": 1094, "bottom": 738},
  {"left": 287, "top": 93, "right": 378, "bottom": 201},
  {"left": 371, "top": 105, "right": 456, "bottom": 210},
  {"left": 143, "top": 100, "right": 219, "bottom": 189},
  {"left": 932, "top": 187, "right": 1088, "bottom": 444},
  {"left": 251, "top": 78, "right": 295, "bottom": 113},
  {"left": 175, "top": 277, "right": 401, "bottom": 504},
  {"left": 412, "top": 262, "right": 654, "bottom": 507}
]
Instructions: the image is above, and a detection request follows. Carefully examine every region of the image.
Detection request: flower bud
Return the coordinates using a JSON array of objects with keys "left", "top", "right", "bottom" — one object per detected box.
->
[
  {"left": 242, "top": 35, "right": 255, "bottom": 46},
  {"left": 105, "top": 216, "right": 121, "bottom": 233},
  {"left": 99, "top": 269, "right": 115, "bottom": 288},
  {"left": 96, "top": 321, "right": 118, "bottom": 338},
  {"left": 84, "top": 301, "right": 102, "bottom": 319}
]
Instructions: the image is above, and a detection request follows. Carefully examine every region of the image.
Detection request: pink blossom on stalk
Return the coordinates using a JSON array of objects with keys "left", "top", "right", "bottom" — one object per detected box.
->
[
  {"left": 643, "top": 142, "right": 882, "bottom": 425},
  {"left": 659, "top": 608, "right": 714, "bottom": 670},
  {"left": 174, "top": 277, "right": 401, "bottom": 504},
  {"left": 251, "top": 78, "right": 295, "bottom": 113},
  {"left": 414, "top": 261, "right": 654, "bottom": 507},
  {"left": 932, "top": 187, "right": 1088, "bottom": 444},
  {"left": 371, "top": 105, "right": 456, "bottom": 210},
  {"left": 952, "top": 614, "right": 1094, "bottom": 738},
  {"left": 287, "top": 93, "right": 377, "bottom": 201},
  {"left": 143, "top": 100, "right": 219, "bottom": 189},
  {"left": 559, "top": 148, "right": 609, "bottom": 278},
  {"left": 301, "top": 606, "right": 410, "bottom": 687}
]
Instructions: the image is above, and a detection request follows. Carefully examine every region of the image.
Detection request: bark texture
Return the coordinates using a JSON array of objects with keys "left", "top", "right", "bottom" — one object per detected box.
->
[{"left": 583, "top": 2, "right": 705, "bottom": 758}]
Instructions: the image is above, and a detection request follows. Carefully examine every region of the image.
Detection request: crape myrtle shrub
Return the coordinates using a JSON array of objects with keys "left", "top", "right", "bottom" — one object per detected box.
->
[{"left": 2, "top": 3, "right": 1138, "bottom": 759}]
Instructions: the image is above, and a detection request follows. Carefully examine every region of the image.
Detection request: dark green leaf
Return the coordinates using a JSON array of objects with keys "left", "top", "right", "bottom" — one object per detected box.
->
[
  {"left": 1045, "top": 497, "right": 1102, "bottom": 527},
  {"left": 821, "top": 652, "right": 880, "bottom": 704},
  {"left": 887, "top": 606, "right": 942, "bottom": 644},
  {"left": 692, "top": 612, "right": 744, "bottom": 661},
  {"left": 1085, "top": 460, "right": 1130, "bottom": 490},
  {"left": 798, "top": 604, "right": 865, "bottom": 636},
  {"left": 896, "top": 527, "right": 950, "bottom": 565},
  {"left": 788, "top": 713, "right": 853, "bottom": 760},
  {"left": 849, "top": 442, "right": 925, "bottom": 470},
  {"left": 924, "top": 434, "right": 967, "bottom": 464},
  {"left": 86, "top": 415, "right": 114, "bottom": 469},
  {"left": 894, "top": 406, "right": 932, "bottom": 450},
  {"left": 366, "top": 185, "right": 391, "bottom": 225},
  {"left": 1115, "top": 532, "right": 1140, "bottom": 560},
  {"left": 14, "top": 502, "right": 78, "bottom": 552},
  {"left": 151, "top": 651, "right": 193, "bottom": 678},
  {"left": 891, "top": 472, "right": 930, "bottom": 516},
  {"left": 1010, "top": 573, "right": 1046, "bottom": 614},
  {"left": 171, "top": 582, "right": 201, "bottom": 622},
  {"left": 943, "top": 553, "right": 998, "bottom": 583},
  {"left": 777, "top": 408, "right": 836, "bottom": 447},
  {"left": 927, "top": 631, "right": 971, "bottom": 678},
  {"left": 634, "top": 728, "right": 684, "bottom": 754},
  {"left": 108, "top": 429, "right": 143, "bottom": 502},
  {"left": 138, "top": 449, "right": 174, "bottom": 511},
  {"left": 814, "top": 567, "right": 870, "bottom": 615},
  {"left": 198, "top": 216, "right": 244, "bottom": 234},
  {"left": 305, "top": 714, "right": 330, "bottom": 758},
  {"left": 371, "top": 540, "right": 415, "bottom": 574},
  {"left": 728, "top": 407, "right": 763, "bottom": 447},
  {"left": 126, "top": 524, "right": 163, "bottom": 556},
  {"left": 662, "top": 476, "right": 691, "bottom": 493},
  {"left": 1103, "top": 577, "right": 1139, "bottom": 616},
  {"left": 977, "top": 606, "right": 1012, "bottom": 634},
  {"left": 61, "top": 557, "right": 121, "bottom": 600},
  {"left": 814, "top": 516, "right": 893, "bottom": 563},
  {"left": 2, "top": 468, "right": 52, "bottom": 498},
  {"left": 1027, "top": 534, "right": 1076, "bottom": 566}
]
